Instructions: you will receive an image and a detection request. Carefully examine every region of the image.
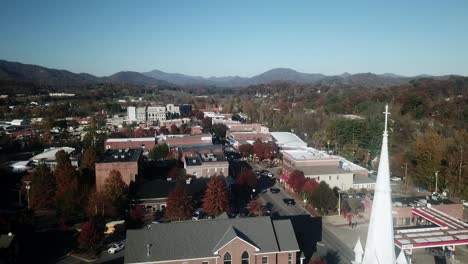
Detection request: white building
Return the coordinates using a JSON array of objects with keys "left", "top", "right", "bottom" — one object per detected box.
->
[
  {"left": 127, "top": 106, "right": 137, "bottom": 121},
  {"left": 166, "top": 104, "right": 180, "bottom": 114},
  {"left": 136, "top": 107, "right": 147, "bottom": 122},
  {"left": 147, "top": 106, "right": 166, "bottom": 122}
]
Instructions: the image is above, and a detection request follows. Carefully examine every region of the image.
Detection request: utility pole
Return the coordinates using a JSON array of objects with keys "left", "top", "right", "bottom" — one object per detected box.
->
[
  {"left": 404, "top": 163, "right": 408, "bottom": 195},
  {"left": 435, "top": 171, "right": 439, "bottom": 193}
]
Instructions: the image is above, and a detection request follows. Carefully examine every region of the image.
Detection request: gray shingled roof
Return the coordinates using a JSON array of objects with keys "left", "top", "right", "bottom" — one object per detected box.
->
[
  {"left": 272, "top": 220, "right": 300, "bottom": 251},
  {"left": 124, "top": 217, "right": 298, "bottom": 263}
]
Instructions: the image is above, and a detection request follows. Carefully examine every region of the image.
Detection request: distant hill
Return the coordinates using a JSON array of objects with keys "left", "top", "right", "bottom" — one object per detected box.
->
[
  {"left": 0, "top": 60, "right": 171, "bottom": 88},
  {"left": 142, "top": 67, "right": 427, "bottom": 88},
  {"left": 0, "top": 59, "right": 462, "bottom": 89},
  {"left": 104, "top": 71, "right": 170, "bottom": 86}
]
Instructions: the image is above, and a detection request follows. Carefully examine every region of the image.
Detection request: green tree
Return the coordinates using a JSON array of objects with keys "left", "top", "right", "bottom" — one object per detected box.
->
[
  {"left": 149, "top": 143, "right": 169, "bottom": 160},
  {"left": 309, "top": 182, "right": 337, "bottom": 214}
]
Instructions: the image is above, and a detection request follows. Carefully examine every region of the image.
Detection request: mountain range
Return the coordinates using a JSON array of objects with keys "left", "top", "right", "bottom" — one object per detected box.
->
[{"left": 0, "top": 59, "right": 459, "bottom": 89}]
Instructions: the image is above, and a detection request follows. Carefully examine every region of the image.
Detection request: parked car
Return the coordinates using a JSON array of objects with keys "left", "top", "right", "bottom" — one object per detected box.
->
[
  {"left": 108, "top": 242, "right": 125, "bottom": 254},
  {"left": 270, "top": 188, "right": 280, "bottom": 193},
  {"left": 391, "top": 177, "right": 402, "bottom": 181},
  {"left": 192, "top": 208, "right": 205, "bottom": 220},
  {"left": 283, "top": 198, "right": 296, "bottom": 205},
  {"left": 460, "top": 200, "right": 468, "bottom": 207}
]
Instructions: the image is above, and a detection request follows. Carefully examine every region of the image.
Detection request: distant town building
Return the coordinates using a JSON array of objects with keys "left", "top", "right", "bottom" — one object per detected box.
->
[
  {"left": 136, "top": 107, "right": 147, "bottom": 122},
  {"left": 95, "top": 149, "right": 142, "bottom": 191},
  {"left": 124, "top": 217, "right": 301, "bottom": 264},
  {"left": 127, "top": 106, "right": 137, "bottom": 121},
  {"left": 104, "top": 137, "right": 157, "bottom": 152},
  {"left": 166, "top": 104, "right": 180, "bottom": 115},
  {"left": 147, "top": 106, "right": 166, "bottom": 122},
  {"left": 298, "top": 166, "right": 354, "bottom": 190},
  {"left": 270, "top": 132, "right": 308, "bottom": 149},
  {"left": 159, "top": 134, "right": 213, "bottom": 148},
  {"left": 178, "top": 104, "right": 192, "bottom": 116}
]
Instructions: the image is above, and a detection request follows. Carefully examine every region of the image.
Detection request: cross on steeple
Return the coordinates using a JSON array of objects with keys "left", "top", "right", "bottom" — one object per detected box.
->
[{"left": 383, "top": 104, "right": 390, "bottom": 135}]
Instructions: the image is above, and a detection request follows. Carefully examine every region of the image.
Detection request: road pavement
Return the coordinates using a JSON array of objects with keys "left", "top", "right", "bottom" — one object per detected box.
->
[{"left": 256, "top": 182, "right": 353, "bottom": 264}]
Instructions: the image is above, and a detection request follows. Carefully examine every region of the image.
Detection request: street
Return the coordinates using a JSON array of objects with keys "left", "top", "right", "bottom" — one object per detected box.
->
[{"left": 255, "top": 174, "right": 353, "bottom": 264}]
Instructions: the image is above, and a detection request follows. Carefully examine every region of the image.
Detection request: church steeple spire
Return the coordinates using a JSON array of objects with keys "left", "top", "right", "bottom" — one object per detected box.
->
[{"left": 354, "top": 104, "right": 397, "bottom": 264}]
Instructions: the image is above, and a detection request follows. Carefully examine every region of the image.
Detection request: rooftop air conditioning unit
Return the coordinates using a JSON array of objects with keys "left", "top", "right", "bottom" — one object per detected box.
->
[{"left": 121, "top": 155, "right": 125, "bottom": 159}]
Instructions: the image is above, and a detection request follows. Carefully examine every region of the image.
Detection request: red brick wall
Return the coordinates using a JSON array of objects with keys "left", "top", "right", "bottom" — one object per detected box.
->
[
  {"left": 217, "top": 237, "right": 257, "bottom": 264},
  {"left": 95, "top": 161, "right": 139, "bottom": 191}
]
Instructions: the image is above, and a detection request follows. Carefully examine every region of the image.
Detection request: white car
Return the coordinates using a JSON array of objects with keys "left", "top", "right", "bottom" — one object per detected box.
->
[
  {"left": 391, "top": 177, "right": 402, "bottom": 181},
  {"left": 460, "top": 200, "right": 468, "bottom": 207},
  {"left": 108, "top": 242, "right": 125, "bottom": 254}
]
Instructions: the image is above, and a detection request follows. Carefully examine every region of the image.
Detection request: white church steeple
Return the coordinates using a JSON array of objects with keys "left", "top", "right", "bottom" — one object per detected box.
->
[{"left": 354, "top": 104, "right": 398, "bottom": 264}]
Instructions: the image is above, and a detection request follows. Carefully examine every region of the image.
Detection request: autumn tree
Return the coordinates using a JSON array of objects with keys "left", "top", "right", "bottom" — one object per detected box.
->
[
  {"left": 149, "top": 143, "right": 169, "bottom": 160},
  {"left": 203, "top": 176, "right": 229, "bottom": 216},
  {"left": 238, "top": 144, "right": 253, "bottom": 157},
  {"left": 303, "top": 178, "right": 319, "bottom": 193},
  {"left": 202, "top": 117, "right": 212, "bottom": 133},
  {"left": 78, "top": 219, "right": 105, "bottom": 253},
  {"left": 103, "top": 170, "right": 128, "bottom": 217},
  {"left": 170, "top": 124, "right": 179, "bottom": 134},
  {"left": 410, "top": 130, "right": 445, "bottom": 191},
  {"left": 445, "top": 130, "right": 468, "bottom": 197},
  {"left": 55, "top": 150, "right": 82, "bottom": 222},
  {"left": 30, "top": 163, "right": 56, "bottom": 210},
  {"left": 247, "top": 200, "right": 265, "bottom": 216},
  {"left": 236, "top": 170, "right": 257, "bottom": 190},
  {"left": 165, "top": 183, "right": 193, "bottom": 221},
  {"left": 85, "top": 191, "right": 113, "bottom": 218},
  {"left": 80, "top": 148, "right": 97, "bottom": 188},
  {"left": 126, "top": 205, "right": 145, "bottom": 229},
  {"left": 287, "top": 170, "right": 306, "bottom": 192},
  {"left": 252, "top": 139, "right": 279, "bottom": 160}
]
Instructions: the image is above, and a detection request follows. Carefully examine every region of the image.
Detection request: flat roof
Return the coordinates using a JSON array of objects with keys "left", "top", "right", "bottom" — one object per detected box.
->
[
  {"left": 106, "top": 137, "right": 155, "bottom": 142},
  {"left": 97, "top": 149, "right": 142, "bottom": 163},
  {"left": 270, "top": 132, "right": 307, "bottom": 148},
  {"left": 283, "top": 147, "right": 334, "bottom": 161},
  {"left": 31, "top": 147, "right": 75, "bottom": 162}
]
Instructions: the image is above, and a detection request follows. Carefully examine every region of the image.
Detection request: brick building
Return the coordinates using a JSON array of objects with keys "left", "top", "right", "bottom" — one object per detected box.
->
[
  {"left": 95, "top": 149, "right": 142, "bottom": 191},
  {"left": 159, "top": 134, "right": 213, "bottom": 148},
  {"left": 105, "top": 137, "right": 157, "bottom": 152},
  {"left": 124, "top": 217, "right": 301, "bottom": 264}
]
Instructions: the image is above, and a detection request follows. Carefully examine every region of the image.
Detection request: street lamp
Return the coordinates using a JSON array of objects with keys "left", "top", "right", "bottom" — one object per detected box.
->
[{"left": 26, "top": 184, "right": 31, "bottom": 210}]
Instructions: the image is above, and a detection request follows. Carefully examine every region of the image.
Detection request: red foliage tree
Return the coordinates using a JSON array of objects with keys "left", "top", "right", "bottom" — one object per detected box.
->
[
  {"left": 192, "top": 110, "right": 205, "bottom": 120},
  {"left": 203, "top": 176, "right": 229, "bottom": 216},
  {"left": 85, "top": 191, "right": 113, "bottom": 218},
  {"left": 238, "top": 144, "right": 253, "bottom": 157},
  {"left": 236, "top": 170, "right": 257, "bottom": 189},
  {"left": 165, "top": 183, "right": 193, "bottom": 220},
  {"left": 287, "top": 170, "right": 306, "bottom": 192},
  {"left": 303, "top": 178, "right": 319, "bottom": 193},
  {"left": 159, "top": 126, "right": 169, "bottom": 135},
  {"left": 308, "top": 257, "right": 327, "bottom": 264},
  {"left": 252, "top": 139, "right": 279, "bottom": 160},
  {"left": 247, "top": 200, "right": 265, "bottom": 216},
  {"left": 170, "top": 124, "right": 179, "bottom": 134},
  {"left": 78, "top": 219, "right": 104, "bottom": 252},
  {"left": 30, "top": 163, "right": 56, "bottom": 210}
]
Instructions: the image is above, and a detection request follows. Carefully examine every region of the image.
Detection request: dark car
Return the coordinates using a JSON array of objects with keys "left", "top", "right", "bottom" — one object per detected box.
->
[
  {"left": 283, "top": 198, "right": 296, "bottom": 205},
  {"left": 270, "top": 188, "right": 280, "bottom": 193}
]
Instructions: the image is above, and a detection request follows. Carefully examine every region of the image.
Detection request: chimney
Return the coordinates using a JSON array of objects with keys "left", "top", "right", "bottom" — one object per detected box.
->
[{"left": 146, "top": 243, "right": 152, "bottom": 257}]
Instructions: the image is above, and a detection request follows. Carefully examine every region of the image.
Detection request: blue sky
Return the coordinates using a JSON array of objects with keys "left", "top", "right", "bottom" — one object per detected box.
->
[{"left": 1, "top": 0, "right": 467, "bottom": 77}]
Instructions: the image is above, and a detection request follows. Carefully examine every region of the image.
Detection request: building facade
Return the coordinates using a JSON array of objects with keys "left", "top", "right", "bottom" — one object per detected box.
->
[
  {"left": 147, "top": 106, "right": 167, "bottom": 122},
  {"left": 95, "top": 149, "right": 142, "bottom": 191},
  {"left": 104, "top": 137, "right": 157, "bottom": 152},
  {"left": 183, "top": 153, "right": 229, "bottom": 177}
]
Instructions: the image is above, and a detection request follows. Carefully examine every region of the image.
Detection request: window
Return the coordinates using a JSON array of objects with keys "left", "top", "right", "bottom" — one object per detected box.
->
[
  {"left": 224, "top": 252, "right": 231, "bottom": 264},
  {"left": 202, "top": 262, "right": 209, "bottom": 264},
  {"left": 241, "top": 251, "right": 249, "bottom": 264},
  {"left": 262, "top": 256, "right": 268, "bottom": 264},
  {"left": 288, "top": 253, "right": 293, "bottom": 264}
]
